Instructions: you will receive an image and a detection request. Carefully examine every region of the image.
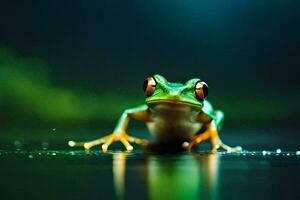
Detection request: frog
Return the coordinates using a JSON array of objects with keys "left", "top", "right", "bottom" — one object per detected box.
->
[{"left": 68, "top": 74, "right": 242, "bottom": 152}]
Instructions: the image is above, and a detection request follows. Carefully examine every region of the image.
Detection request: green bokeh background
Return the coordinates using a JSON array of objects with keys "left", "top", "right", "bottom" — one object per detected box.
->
[
  {"left": 0, "top": 47, "right": 298, "bottom": 129},
  {"left": 0, "top": 2, "right": 300, "bottom": 200},
  {"left": 0, "top": 0, "right": 299, "bottom": 130}
]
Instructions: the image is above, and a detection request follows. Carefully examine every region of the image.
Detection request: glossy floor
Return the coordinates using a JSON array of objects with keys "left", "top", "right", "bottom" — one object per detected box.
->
[{"left": 0, "top": 128, "right": 299, "bottom": 200}]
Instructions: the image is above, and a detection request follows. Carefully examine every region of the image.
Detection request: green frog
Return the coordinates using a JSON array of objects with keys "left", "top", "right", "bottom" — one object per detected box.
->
[{"left": 68, "top": 74, "right": 242, "bottom": 152}]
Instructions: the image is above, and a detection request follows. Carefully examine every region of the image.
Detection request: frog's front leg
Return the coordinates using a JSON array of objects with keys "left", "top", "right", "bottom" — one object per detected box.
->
[
  {"left": 68, "top": 105, "right": 149, "bottom": 152},
  {"left": 186, "top": 110, "right": 242, "bottom": 153}
]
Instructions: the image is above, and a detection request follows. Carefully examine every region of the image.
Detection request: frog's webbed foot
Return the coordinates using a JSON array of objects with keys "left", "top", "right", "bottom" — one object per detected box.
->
[
  {"left": 184, "top": 136, "right": 242, "bottom": 153},
  {"left": 68, "top": 133, "right": 149, "bottom": 152},
  {"left": 184, "top": 125, "right": 242, "bottom": 153},
  {"left": 211, "top": 142, "right": 242, "bottom": 153}
]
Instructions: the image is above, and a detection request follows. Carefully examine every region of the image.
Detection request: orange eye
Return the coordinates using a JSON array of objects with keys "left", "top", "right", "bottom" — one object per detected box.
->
[
  {"left": 143, "top": 77, "right": 157, "bottom": 97},
  {"left": 195, "top": 81, "right": 208, "bottom": 100}
]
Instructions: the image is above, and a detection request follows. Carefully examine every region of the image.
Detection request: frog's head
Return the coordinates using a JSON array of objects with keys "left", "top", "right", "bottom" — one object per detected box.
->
[{"left": 143, "top": 74, "right": 208, "bottom": 108}]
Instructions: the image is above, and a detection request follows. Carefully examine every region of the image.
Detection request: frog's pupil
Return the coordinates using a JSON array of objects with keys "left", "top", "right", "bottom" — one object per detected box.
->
[
  {"left": 143, "top": 80, "right": 148, "bottom": 92},
  {"left": 143, "top": 77, "right": 156, "bottom": 97},
  {"left": 202, "top": 83, "right": 208, "bottom": 97}
]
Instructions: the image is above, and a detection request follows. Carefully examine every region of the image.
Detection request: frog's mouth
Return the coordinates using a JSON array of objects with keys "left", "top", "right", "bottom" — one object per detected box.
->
[{"left": 146, "top": 99, "right": 202, "bottom": 108}]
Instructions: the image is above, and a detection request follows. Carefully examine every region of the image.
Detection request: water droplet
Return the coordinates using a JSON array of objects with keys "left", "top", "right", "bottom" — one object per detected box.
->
[
  {"left": 262, "top": 150, "right": 267, "bottom": 156},
  {"left": 296, "top": 151, "right": 300, "bottom": 155},
  {"left": 286, "top": 153, "right": 290, "bottom": 156},
  {"left": 52, "top": 152, "right": 56, "bottom": 156},
  {"left": 52, "top": 128, "right": 56, "bottom": 132},
  {"left": 42, "top": 142, "right": 49, "bottom": 150},
  {"left": 28, "top": 155, "right": 33, "bottom": 159},
  {"left": 276, "top": 149, "right": 281, "bottom": 154}
]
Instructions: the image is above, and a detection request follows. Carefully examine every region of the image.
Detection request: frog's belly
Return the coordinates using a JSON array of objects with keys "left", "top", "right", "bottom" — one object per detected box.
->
[{"left": 146, "top": 103, "right": 202, "bottom": 143}]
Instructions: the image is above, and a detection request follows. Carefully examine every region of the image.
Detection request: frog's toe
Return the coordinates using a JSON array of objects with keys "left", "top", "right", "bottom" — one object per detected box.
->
[
  {"left": 68, "top": 135, "right": 109, "bottom": 150},
  {"left": 68, "top": 134, "right": 147, "bottom": 152},
  {"left": 68, "top": 140, "right": 90, "bottom": 149},
  {"left": 211, "top": 145, "right": 220, "bottom": 153},
  {"left": 101, "top": 134, "right": 135, "bottom": 152},
  {"left": 183, "top": 134, "right": 207, "bottom": 152},
  {"left": 101, "top": 143, "right": 109, "bottom": 152},
  {"left": 182, "top": 141, "right": 190, "bottom": 149},
  {"left": 219, "top": 143, "right": 242, "bottom": 153},
  {"left": 126, "top": 136, "right": 149, "bottom": 146},
  {"left": 120, "top": 138, "right": 134, "bottom": 151},
  {"left": 185, "top": 141, "right": 198, "bottom": 152},
  {"left": 99, "top": 134, "right": 116, "bottom": 152},
  {"left": 229, "top": 145, "right": 242, "bottom": 152},
  {"left": 68, "top": 140, "right": 77, "bottom": 147}
]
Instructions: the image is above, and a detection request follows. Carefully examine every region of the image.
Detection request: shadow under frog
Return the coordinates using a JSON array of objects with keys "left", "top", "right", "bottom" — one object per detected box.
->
[{"left": 112, "top": 152, "right": 220, "bottom": 200}]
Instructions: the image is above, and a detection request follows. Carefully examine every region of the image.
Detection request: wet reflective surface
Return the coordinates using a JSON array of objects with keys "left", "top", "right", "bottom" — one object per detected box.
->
[{"left": 0, "top": 129, "right": 300, "bottom": 200}]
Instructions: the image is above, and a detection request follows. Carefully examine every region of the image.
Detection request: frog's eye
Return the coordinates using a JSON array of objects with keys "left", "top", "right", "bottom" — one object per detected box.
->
[
  {"left": 143, "top": 77, "right": 157, "bottom": 97},
  {"left": 195, "top": 81, "right": 208, "bottom": 100}
]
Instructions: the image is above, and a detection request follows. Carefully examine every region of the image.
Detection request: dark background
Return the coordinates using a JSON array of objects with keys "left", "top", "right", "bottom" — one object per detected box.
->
[
  {"left": 0, "top": 2, "right": 300, "bottom": 200},
  {"left": 0, "top": 0, "right": 299, "bottom": 128}
]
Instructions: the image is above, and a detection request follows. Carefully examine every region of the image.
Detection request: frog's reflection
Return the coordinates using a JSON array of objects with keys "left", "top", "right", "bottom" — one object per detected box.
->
[
  {"left": 112, "top": 153, "right": 127, "bottom": 200},
  {"left": 112, "top": 153, "right": 220, "bottom": 200}
]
